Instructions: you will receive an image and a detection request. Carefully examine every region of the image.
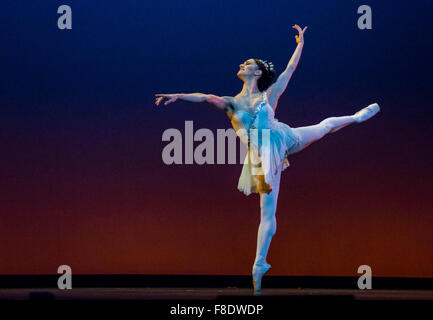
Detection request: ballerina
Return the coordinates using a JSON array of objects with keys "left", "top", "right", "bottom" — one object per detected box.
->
[{"left": 155, "top": 24, "right": 380, "bottom": 294}]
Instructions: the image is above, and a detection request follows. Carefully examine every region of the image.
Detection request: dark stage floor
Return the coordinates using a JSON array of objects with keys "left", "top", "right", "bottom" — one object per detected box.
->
[{"left": 1, "top": 287, "right": 432, "bottom": 300}]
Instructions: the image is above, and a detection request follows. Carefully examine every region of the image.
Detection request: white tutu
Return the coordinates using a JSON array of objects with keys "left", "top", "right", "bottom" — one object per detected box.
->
[{"left": 231, "top": 91, "right": 302, "bottom": 196}]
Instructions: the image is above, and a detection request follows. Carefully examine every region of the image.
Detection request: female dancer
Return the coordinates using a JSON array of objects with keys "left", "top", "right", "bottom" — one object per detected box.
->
[{"left": 155, "top": 25, "right": 380, "bottom": 293}]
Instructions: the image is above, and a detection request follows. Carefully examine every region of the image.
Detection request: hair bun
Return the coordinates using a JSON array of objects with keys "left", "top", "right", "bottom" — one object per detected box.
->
[{"left": 254, "top": 58, "right": 276, "bottom": 92}]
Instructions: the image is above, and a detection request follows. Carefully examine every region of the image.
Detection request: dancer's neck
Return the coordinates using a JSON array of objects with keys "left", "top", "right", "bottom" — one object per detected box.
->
[{"left": 240, "top": 79, "right": 260, "bottom": 97}]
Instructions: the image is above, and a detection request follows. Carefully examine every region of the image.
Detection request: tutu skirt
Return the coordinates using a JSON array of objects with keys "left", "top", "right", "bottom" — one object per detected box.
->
[{"left": 237, "top": 121, "right": 302, "bottom": 196}]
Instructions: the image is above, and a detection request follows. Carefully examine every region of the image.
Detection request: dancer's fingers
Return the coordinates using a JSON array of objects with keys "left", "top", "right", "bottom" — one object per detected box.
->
[
  {"left": 302, "top": 26, "right": 308, "bottom": 33},
  {"left": 164, "top": 98, "right": 174, "bottom": 106},
  {"left": 156, "top": 96, "right": 164, "bottom": 106},
  {"left": 156, "top": 94, "right": 177, "bottom": 106}
]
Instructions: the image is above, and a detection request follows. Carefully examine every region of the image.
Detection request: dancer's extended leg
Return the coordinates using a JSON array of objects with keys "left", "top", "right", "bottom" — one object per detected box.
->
[
  {"left": 290, "top": 103, "right": 380, "bottom": 155},
  {"left": 290, "top": 115, "right": 356, "bottom": 154}
]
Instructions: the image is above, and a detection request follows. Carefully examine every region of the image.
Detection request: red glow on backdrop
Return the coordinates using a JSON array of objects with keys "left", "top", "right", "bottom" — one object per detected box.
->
[{"left": 1, "top": 102, "right": 431, "bottom": 277}]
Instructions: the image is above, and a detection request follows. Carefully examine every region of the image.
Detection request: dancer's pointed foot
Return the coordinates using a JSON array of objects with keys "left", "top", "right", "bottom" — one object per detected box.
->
[
  {"left": 353, "top": 103, "right": 381, "bottom": 123},
  {"left": 252, "top": 263, "right": 271, "bottom": 294}
]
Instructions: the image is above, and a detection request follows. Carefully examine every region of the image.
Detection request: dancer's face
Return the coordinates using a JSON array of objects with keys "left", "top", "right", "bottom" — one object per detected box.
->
[{"left": 237, "top": 59, "right": 262, "bottom": 80}]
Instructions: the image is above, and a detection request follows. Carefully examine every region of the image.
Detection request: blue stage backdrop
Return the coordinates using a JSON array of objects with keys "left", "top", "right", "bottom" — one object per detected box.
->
[{"left": 0, "top": 0, "right": 432, "bottom": 277}]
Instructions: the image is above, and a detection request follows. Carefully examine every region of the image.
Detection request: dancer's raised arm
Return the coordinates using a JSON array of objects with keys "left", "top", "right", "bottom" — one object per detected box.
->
[
  {"left": 268, "top": 24, "right": 307, "bottom": 105},
  {"left": 155, "top": 93, "right": 234, "bottom": 112}
]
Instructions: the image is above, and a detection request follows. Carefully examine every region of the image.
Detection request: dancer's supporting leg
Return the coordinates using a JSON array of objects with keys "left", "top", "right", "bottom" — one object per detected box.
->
[{"left": 252, "top": 168, "right": 282, "bottom": 293}]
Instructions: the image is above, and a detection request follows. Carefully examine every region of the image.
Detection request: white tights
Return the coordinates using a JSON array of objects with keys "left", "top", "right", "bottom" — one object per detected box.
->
[{"left": 253, "top": 114, "right": 357, "bottom": 268}]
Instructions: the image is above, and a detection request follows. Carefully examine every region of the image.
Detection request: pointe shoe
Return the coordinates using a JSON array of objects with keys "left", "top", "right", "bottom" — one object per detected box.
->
[
  {"left": 353, "top": 103, "right": 381, "bottom": 123},
  {"left": 252, "top": 263, "right": 271, "bottom": 294}
]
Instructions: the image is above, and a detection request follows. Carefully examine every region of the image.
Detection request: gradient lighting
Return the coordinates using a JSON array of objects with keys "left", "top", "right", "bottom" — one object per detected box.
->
[{"left": 0, "top": 0, "right": 432, "bottom": 277}]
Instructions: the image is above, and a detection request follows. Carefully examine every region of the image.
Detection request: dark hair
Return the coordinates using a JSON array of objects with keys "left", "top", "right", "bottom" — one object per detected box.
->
[{"left": 254, "top": 59, "right": 276, "bottom": 92}]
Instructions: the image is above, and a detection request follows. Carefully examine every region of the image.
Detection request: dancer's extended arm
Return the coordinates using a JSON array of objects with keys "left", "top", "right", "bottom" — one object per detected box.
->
[
  {"left": 268, "top": 24, "right": 307, "bottom": 107},
  {"left": 155, "top": 93, "right": 234, "bottom": 112}
]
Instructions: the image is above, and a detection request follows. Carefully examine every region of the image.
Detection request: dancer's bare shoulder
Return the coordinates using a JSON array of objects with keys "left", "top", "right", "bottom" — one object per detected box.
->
[
  {"left": 205, "top": 94, "right": 234, "bottom": 112},
  {"left": 215, "top": 95, "right": 238, "bottom": 119}
]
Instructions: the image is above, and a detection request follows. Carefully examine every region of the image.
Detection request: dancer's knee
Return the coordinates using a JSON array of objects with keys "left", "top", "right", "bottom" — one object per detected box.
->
[
  {"left": 260, "top": 193, "right": 277, "bottom": 235},
  {"left": 260, "top": 215, "right": 277, "bottom": 236},
  {"left": 319, "top": 118, "right": 335, "bottom": 134}
]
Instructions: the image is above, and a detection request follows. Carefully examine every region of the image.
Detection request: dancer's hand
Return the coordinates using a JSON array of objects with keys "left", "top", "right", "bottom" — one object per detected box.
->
[
  {"left": 155, "top": 93, "right": 180, "bottom": 106},
  {"left": 292, "top": 24, "right": 307, "bottom": 44}
]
